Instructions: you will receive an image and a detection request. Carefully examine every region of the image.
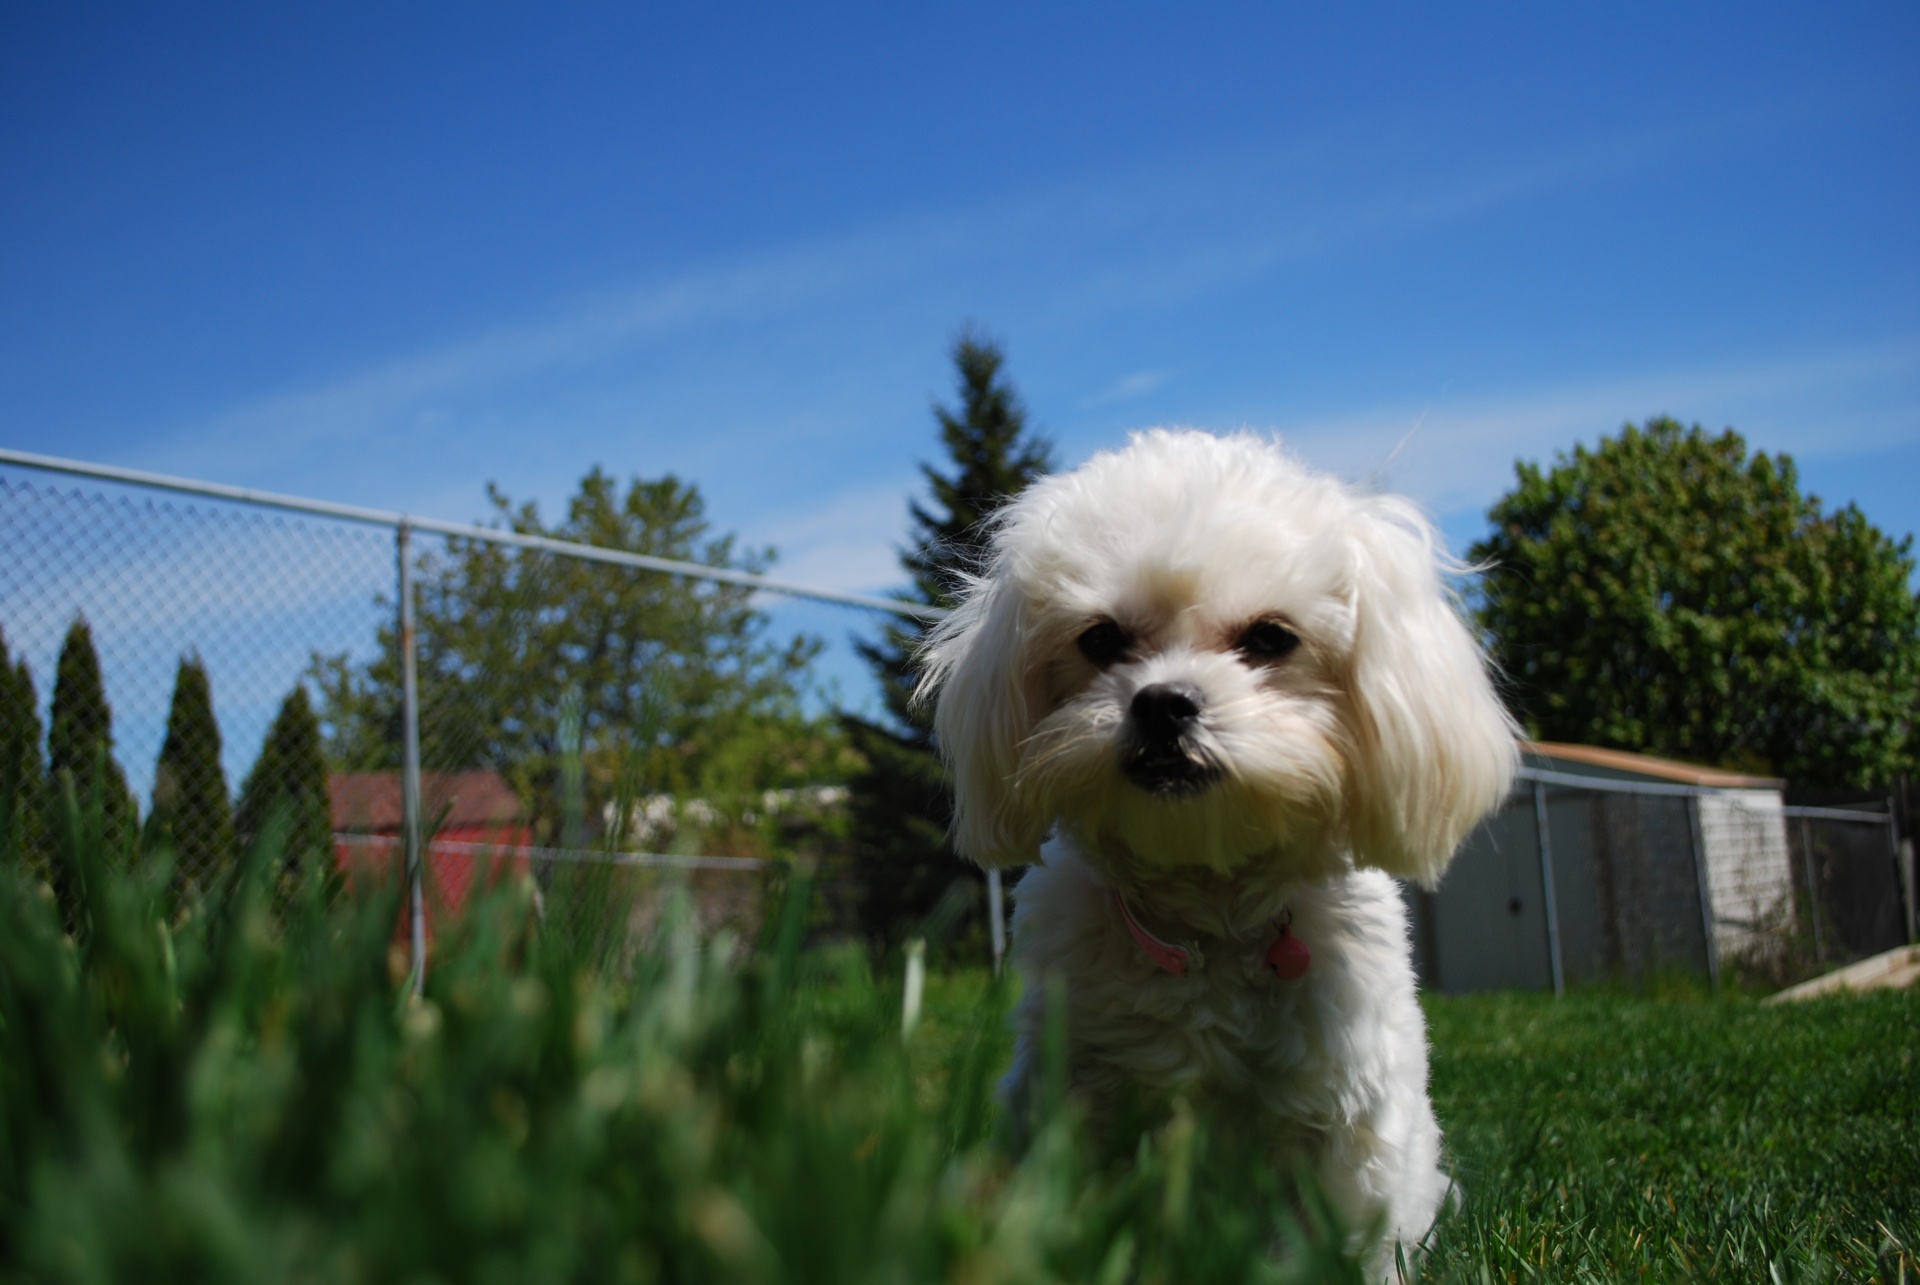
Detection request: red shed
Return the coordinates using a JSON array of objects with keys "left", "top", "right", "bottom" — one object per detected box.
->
[{"left": 330, "top": 770, "right": 536, "bottom": 938}]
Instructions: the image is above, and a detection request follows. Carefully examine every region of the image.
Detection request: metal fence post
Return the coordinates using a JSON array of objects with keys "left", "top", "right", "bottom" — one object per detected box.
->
[
  {"left": 1799, "top": 815, "right": 1825, "bottom": 964},
  {"left": 1883, "top": 806, "right": 1910, "bottom": 948},
  {"left": 986, "top": 867, "right": 1007, "bottom": 976},
  {"left": 1895, "top": 773, "right": 1917, "bottom": 945},
  {"left": 1531, "top": 781, "right": 1565, "bottom": 997},
  {"left": 1685, "top": 794, "right": 1720, "bottom": 993},
  {"left": 397, "top": 521, "right": 427, "bottom": 996},
  {"left": 1902, "top": 838, "right": 1918, "bottom": 947}
]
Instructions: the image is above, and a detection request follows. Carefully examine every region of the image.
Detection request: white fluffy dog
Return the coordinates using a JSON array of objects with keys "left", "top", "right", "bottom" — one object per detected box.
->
[{"left": 917, "top": 429, "right": 1518, "bottom": 1261}]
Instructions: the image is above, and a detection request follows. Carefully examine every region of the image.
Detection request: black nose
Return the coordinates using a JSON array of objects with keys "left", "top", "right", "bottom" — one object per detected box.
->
[{"left": 1130, "top": 682, "right": 1204, "bottom": 743}]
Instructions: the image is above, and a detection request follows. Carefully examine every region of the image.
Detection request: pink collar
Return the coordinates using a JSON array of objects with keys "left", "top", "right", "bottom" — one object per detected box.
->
[
  {"left": 1109, "top": 887, "right": 1199, "bottom": 976},
  {"left": 1109, "top": 888, "right": 1311, "bottom": 981}
]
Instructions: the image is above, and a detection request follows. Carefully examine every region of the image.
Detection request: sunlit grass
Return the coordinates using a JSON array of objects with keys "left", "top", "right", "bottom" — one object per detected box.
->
[
  {"left": 0, "top": 783, "right": 1362, "bottom": 1283},
  {"left": 1424, "top": 987, "right": 1918, "bottom": 1282},
  {"left": 4, "top": 779, "right": 1914, "bottom": 1282}
]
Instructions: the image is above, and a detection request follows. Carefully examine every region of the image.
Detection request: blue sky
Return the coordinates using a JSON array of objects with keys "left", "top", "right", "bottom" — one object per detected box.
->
[{"left": 3, "top": 2, "right": 1917, "bottom": 728}]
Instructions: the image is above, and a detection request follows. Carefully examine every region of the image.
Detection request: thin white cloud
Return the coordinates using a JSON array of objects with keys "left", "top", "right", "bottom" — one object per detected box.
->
[
  {"left": 1273, "top": 337, "right": 1920, "bottom": 516},
  {"left": 745, "top": 480, "right": 918, "bottom": 595},
  {"left": 1081, "top": 369, "right": 1172, "bottom": 409},
  {"left": 150, "top": 230, "right": 953, "bottom": 480},
  {"left": 1019, "top": 102, "right": 1786, "bottom": 325},
  {"left": 753, "top": 339, "right": 1917, "bottom": 598},
  {"left": 146, "top": 109, "right": 1769, "bottom": 488},
  {"left": 728, "top": 336, "right": 1919, "bottom": 605}
]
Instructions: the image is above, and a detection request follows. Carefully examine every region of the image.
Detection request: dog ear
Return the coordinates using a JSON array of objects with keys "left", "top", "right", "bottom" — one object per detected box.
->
[
  {"left": 1340, "top": 498, "right": 1519, "bottom": 886},
  {"left": 916, "top": 575, "right": 1048, "bottom": 868}
]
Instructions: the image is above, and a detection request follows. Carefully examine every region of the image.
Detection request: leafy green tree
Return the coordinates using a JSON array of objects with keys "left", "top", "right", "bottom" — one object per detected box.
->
[
  {"left": 47, "top": 618, "right": 137, "bottom": 852},
  {"left": 148, "top": 655, "right": 236, "bottom": 900},
  {"left": 311, "top": 469, "right": 834, "bottom": 848},
  {"left": 1471, "top": 417, "right": 1920, "bottom": 786},
  {"left": 236, "top": 685, "right": 335, "bottom": 877},
  {"left": 840, "top": 332, "right": 1053, "bottom": 944},
  {"left": 0, "top": 626, "right": 47, "bottom": 871}
]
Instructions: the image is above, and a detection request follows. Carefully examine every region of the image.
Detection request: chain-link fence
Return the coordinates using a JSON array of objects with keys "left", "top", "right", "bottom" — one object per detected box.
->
[
  {"left": 0, "top": 449, "right": 965, "bottom": 984},
  {"left": 1784, "top": 804, "right": 1908, "bottom": 967},
  {"left": 1413, "top": 770, "right": 1718, "bottom": 995},
  {"left": 1413, "top": 760, "right": 1915, "bottom": 996},
  {"left": 10, "top": 448, "right": 1903, "bottom": 995}
]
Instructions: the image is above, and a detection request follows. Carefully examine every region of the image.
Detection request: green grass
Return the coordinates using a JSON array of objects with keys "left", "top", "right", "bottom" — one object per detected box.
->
[
  {"left": 3, "top": 785, "right": 1916, "bottom": 1282},
  {"left": 1424, "top": 989, "right": 1918, "bottom": 1282},
  {"left": 898, "top": 980, "right": 1920, "bottom": 1283},
  {"left": 0, "top": 788, "right": 1365, "bottom": 1283}
]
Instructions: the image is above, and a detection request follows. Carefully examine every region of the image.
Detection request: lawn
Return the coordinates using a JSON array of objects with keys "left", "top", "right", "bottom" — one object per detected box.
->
[
  {"left": 1425, "top": 989, "right": 1917, "bottom": 1281},
  {"left": 3, "top": 796, "right": 1915, "bottom": 1282},
  {"left": 902, "top": 975, "right": 1919, "bottom": 1282}
]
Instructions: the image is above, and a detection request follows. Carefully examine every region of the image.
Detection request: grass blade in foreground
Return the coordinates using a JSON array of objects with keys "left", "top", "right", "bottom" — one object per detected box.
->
[
  {"left": 0, "top": 787, "right": 1362, "bottom": 1283},
  {"left": 9, "top": 785, "right": 1910, "bottom": 1281}
]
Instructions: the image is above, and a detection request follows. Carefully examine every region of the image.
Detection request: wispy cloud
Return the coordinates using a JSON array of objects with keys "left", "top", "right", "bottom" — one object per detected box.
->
[
  {"left": 1081, "top": 369, "right": 1172, "bottom": 409},
  {"left": 1276, "top": 337, "right": 1920, "bottom": 516},
  {"left": 749, "top": 338, "right": 1919, "bottom": 597},
  {"left": 150, "top": 225, "right": 967, "bottom": 481},
  {"left": 147, "top": 108, "right": 1771, "bottom": 491},
  {"left": 745, "top": 480, "right": 918, "bottom": 595},
  {"left": 1017, "top": 102, "right": 1788, "bottom": 325}
]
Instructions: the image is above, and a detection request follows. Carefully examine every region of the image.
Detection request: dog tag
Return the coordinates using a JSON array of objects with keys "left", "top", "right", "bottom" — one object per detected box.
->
[{"left": 1264, "top": 929, "right": 1311, "bottom": 980}]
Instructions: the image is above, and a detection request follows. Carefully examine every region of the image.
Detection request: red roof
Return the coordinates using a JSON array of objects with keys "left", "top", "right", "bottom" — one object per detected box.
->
[{"left": 329, "top": 770, "right": 524, "bottom": 832}]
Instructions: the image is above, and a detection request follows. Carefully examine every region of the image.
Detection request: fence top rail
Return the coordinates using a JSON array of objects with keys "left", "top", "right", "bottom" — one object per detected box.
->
[
  {"left": 334, "top": 832, "right": 765, "bottom": 870},
  {"left": 1780, "top": 804, "right": 1894, "bottom": 825},
  {"left": 0, "top": 445, "right": 946, "bottom": 621},
  {"left": 1517, "top": 764, "right": 1710, "bottom": 798},
  {"left": 1518, "top": 766, "right": 1900, "bottom": 821}
]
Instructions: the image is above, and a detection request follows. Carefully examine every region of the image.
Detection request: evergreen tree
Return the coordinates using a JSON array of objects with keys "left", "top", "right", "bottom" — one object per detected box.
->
[
  {"left": 235, "top": 686, "right": 335, "bottom": 877},
  {"left": 840, "top": 331, "right": 1053, "bottom": 944},
  {"left": 148, "top": 654, "right": 236, "bottom": 900},
  {"left": 1, "top": 626, "right": 47, "bottom": 871},
  {"left": 46, "top": 618, "right": 137, "bottom": 854}
]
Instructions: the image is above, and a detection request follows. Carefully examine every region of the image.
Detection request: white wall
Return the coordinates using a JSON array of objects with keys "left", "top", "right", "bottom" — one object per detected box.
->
[{"left": 1697, "top": 789, "right": 1793, "bottom": 956}]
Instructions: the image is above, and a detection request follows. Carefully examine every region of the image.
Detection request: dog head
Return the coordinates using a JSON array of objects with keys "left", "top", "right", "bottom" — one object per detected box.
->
[{"left": 917, "top": 429, "right": 1518, "bottom": 887}]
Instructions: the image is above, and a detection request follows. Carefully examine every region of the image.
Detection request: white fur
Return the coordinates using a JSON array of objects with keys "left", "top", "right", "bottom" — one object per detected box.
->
[{"left": 917, "top": 429, "right": 1518, "bottom": 1267}]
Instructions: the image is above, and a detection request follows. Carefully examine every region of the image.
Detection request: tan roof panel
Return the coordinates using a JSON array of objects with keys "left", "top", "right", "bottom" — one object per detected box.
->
[{"left": 1525, "top": 741, "right": 1784, "bottom": 790}]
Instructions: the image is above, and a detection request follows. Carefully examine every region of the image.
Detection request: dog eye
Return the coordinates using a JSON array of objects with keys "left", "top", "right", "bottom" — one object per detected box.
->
[
  {"left": 1236, "top": 620, "right": 1301, "bottom": 660},
  {"left": 1076, "top": 620, "right": 1132, "bottom": 668}
]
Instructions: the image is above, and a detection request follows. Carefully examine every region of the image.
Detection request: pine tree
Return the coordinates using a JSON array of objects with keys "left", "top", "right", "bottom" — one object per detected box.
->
[
  {"left": 149, "top": 654, "right": 236, "bottom": 900},
  {"left": 235, "top": 686, "right": 335, "bottom": 877},
  {"left": 46, "top": 618, "right": 137, "bottom": 856},
  {"left": 840, "top": 332, "right": 1053, "bottom": 945},
  {"left": 1, "top": 626, "right": 47, "bottom": 871}
]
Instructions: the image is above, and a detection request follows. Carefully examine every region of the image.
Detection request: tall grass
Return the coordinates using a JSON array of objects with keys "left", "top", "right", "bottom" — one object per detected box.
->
[
  {"left": 5, "top": 777, "right": 1914, "bottom": 1282},
  {"left": 0, "top": 780, "right": 1365, "bottom": 1283}
]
